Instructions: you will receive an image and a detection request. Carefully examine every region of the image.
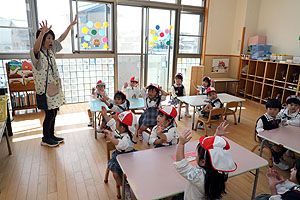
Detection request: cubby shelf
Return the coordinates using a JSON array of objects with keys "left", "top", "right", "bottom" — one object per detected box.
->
[{"left": 239, "top": 59, "right": 300, "bottom": 104}]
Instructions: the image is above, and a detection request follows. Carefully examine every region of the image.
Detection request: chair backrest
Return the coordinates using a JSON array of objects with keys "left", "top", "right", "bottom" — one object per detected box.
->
[
  {"left": 208, "top": 107, "right": 225, "bottom": 121},
  {"left": 225, "top": 101, "right": 239, "bottom": 112},
  {"left": 106, "top": 141, "right": 116, "bottom": 161}
]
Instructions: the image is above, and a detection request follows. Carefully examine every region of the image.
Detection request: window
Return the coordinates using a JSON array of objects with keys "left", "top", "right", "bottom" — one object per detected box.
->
[
  {"left": 117, "top": 5, "right": 142, "bottom": 53},
  {"left": 0, "top": 0, "right": 31, "bottom": 53},
  {"left": 37, "top": 0, "right": 72, "bottom": 53},
  {"left": 139, "top": 0, "right": 176, "bottom": 3},
  {"left": 181, "top": 0, "right": 205, "bottom": 7},
  {"left": 74, "top": 1, "right": 113, "bottom": 52},
  {"left": 57, "top": 58, "right": 115, "bottom": 103},
  {"left": 118, "top": 55, "right": 141, "bottom": 89},
  {"left": 179, "top": 12, "right": 203, "bottom": 54},
  {"left": 177, "top": 58, "right": 200, "bottom": 84}
]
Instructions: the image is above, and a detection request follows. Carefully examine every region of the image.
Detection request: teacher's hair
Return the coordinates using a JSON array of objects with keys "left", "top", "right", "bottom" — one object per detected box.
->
[{"left": 36, "top": 29, "right": 55, "bottom": 45}]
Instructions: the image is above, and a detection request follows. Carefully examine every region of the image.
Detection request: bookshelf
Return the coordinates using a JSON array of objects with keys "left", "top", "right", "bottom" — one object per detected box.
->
[
  {"left": 238, "top": 59, "right": 300, "bottom": 104},
  {"left": 6, "top": 62, "right": 37, "bottom": 115}
]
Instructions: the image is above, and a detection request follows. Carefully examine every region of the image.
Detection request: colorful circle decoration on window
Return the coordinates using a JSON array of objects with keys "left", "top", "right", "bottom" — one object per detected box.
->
[
  {"left": 84, "top": 35, "right": 91, "bottom": 42},
  {"left": 153, "top": 36, "right": 158, "bottom": 41},
  {"left": 166, "top": 41, "right": 170, "bottom": 45},
  {"left": 87, "top": 21, "right": 93, "bottom": 28},
  {"left": 99, "top": 30, "right": 105, "bottom": 36},
  {"left": 102, "top": 37, "right": 108, "bottom": 43},
  {"left": 91, "top": 30, "right": 97, "bottom": 35},
  {"left": 165, "top": 29, "right": 169, "bottom": 34},
  {"left": 94, "top": 22, "right": 101, "bottom": 28},
  {"left": 82, "top": 27, "right": 88, "bottom": 34},
  {"left": 149, "top": 41, "right": 154, "bottom": 45},
  {"left": 155, "top": 25, "right": 160, "bottom": 30},
  {"left": 167, "top": 35, "right": 171, "bottom": 39},
  {"left": 160, "top": 32, "right": 164, "bottom": 37},
  {"left": 150, "top": 30, "right": 155, "bottom": 35}
]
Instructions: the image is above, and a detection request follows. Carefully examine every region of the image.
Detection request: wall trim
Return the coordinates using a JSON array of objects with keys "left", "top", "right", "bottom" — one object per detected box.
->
[{"left": 204, "top": 54, "right": 240, "bottom": 57}]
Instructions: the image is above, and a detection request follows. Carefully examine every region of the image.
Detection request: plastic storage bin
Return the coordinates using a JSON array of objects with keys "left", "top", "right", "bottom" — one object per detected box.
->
[{"left": 0, "top": 95, "right": 8, "bottom": 122}]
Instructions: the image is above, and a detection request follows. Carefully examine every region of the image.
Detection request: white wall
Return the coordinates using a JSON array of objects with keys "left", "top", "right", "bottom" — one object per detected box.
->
[
  {"left": 256, "top": 0, "right": 300, "bottom": 56},
  {"left": 205, "top": 0, "right": 237, "bottom": 54}
]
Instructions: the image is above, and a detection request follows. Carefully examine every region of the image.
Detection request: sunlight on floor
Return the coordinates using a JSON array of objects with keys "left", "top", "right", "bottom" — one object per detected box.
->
[{"left": 12, "top": 126, "right": 93, "bottom": 142}]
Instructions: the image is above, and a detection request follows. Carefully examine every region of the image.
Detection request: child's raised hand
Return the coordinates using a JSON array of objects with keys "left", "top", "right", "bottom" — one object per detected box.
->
[
  {"left": 215, "top": 121, "right": 229, "bottom": 136},
  {"left": 178, "top": 129, "right": 192, "bottom": 145},
  {"left": 99, "top": 97, "right": 106, "bottom": 102},
  {"left": 104, "top": 130, "right": 112, "bottom": 139},
  {"left": 92, "top": 87, "right": 96, "bottom": 93},
  {"left": 156, "top": 125, "right": 164, "bottom": 136},
  {"left": 124, "top": 82, "right": 128, "bottom": 88}
]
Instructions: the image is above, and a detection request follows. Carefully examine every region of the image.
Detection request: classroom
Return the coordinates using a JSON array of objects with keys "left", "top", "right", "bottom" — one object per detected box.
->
[{"left": 0, "top": 0, "right": 300, "bottom": 199}]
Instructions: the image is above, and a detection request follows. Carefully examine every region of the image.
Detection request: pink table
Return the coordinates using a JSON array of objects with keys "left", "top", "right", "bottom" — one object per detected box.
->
[
  {"left": 258, "top": 125, "right": 300, "bottom": 154},
  {"left": 117, "top": 138, "right": 268, "bottom": 200}
]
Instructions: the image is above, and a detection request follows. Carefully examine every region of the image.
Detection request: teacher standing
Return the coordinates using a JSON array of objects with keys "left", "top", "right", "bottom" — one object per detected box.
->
[{"left": 30, "top": 16, "right": 77, "bottom": 147}]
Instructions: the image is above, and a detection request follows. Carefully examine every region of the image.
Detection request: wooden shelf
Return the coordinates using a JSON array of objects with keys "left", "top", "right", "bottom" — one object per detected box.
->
[
  {"left": 239, "top": 58, "right": 300, "bottom": 105},
  {"left": 6, "top": 63, "right": 37, "bottom": 116}
]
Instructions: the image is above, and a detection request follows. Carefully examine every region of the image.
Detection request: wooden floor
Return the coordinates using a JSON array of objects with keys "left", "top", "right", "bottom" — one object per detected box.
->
[{"left": 0, "top": 100, "right": 297, "bottom": 200}]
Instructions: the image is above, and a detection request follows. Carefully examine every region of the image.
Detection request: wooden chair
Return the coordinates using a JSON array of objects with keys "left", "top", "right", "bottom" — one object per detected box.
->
[
  {"left": 224, "top": 101, "right": 239, "bottom": 125},
  {"left": 104, "top": 141, "right": 121, "bottom": 199},
  {"left": 251, "top": 128, "right": 273, "bottom": 167},
  {"left": 195, "top": 107, "right": 225, "bottom": 136}
]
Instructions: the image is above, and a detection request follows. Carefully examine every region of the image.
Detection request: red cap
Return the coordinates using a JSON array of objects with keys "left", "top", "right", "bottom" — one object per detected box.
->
[
  {"left": 97, "top": 80, "right": 105, "bottom": 86},
  {"left": 116, "top": 111, "right": 137, "bottom": 136},
  {"left": 158, "top": 105, "right": 177, "bottom": 118},
  {"left": 199, "top": 136, "right": 237, "bottom": 172},
  {"left": 130, "top": 76, "right": 139, "bottom": 83},
  {"left": 146, "top": 83, "right": 161, "bottom": 91},
  {"left": 206, "top": 87, "right": 216, "bottom": 94}
]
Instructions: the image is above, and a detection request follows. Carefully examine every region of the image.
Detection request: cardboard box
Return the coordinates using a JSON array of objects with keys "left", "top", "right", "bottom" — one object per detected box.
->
[{"left": 248, "top": 35, "right": 266, "bottom": 46}]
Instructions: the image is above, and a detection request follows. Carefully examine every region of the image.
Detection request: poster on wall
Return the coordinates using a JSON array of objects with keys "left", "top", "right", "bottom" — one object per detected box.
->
[{"left": 212, "top": 58, "right": 229, "bottom": 73}]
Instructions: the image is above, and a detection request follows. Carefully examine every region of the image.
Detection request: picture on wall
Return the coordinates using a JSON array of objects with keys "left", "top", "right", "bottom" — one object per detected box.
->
[{"left": 212, "top": 58, "right": 229, "bottom": 73}]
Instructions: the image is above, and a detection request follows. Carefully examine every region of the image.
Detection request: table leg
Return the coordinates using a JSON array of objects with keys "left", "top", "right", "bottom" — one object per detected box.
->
[
  {"left": 192, "top": 106, "right": 195, "bottom": 130},
  {"left": 259, "top": 139, "right": 265, "bottom": 157},
  {"left": 252, "top": 168, "right": 260, "bottom": 199},
  {"left": 122, "top": 174, "right": 125, "bottom": 200},
  {"left": 178, "top": 102, "right": 182, "bottom": 121},
  {"left": 5, "top": 126, "right": 12, "bottom": 155},
  {"left": 226, "top": 82, "right": 228, "bottom": 93},
  {"left": 238, "top": 102, "right": 242, "bottom": 123},
  {"left": 94, "top": 112, "right": 97, "bottom": 139}
]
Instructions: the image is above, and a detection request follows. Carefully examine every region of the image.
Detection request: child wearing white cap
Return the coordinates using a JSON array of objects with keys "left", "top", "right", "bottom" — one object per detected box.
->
[
  {"left": 122, "top": 76, "right": 141, "bottom": 99},
  {"left": 278, "top": 95, "right": 300, "bottom": 127},
  {"left": 169, "top": 73, "right": 191, "bottom": 118},
  {"left": 174, "top": 121, "right": 236, "bottom": 200},
  {"left": 149, "top": 105, "right": 178, "bottom": 148},
  {"left": 101, "top": 107, "right": 137, "bottom": 187}
]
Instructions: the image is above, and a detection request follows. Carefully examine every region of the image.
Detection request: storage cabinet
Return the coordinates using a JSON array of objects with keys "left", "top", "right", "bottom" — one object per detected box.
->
[
  {"left": 185, "top": 65, "right": 205, "bottom": 96},
  {"left": 6, "top": 63, "right": 37, "bottom": 115},
  {"left": 238, "top": 59, "right": 300, "bottom": 104}
]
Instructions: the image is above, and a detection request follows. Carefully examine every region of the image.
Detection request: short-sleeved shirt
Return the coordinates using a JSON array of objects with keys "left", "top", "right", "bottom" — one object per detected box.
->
[{"left": 30, "top": 40, "right": 64, "bottom": 110}]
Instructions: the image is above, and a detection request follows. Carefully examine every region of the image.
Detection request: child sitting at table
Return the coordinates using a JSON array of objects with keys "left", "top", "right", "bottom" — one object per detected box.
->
[
  {"left": 256, "top": 99, "right": 289, "bottom": 170},
  {"left": 254, "top": 158, "right": 300, "bottom": 200},
  {"left": 198, "top": 87, "right": 223, "bottom": 129},
  {"left": 122, "top": 76, "right": 141, "bottom": 99},
  {"left": 278, "top": 95, "right": 300, "bottom": 127},
  {"left": 138, "top": 83, "right": 168, "bottom": 141},
  {"left": 192, "top": 76, "right": 211, "bottom": 95},
  {"left": 99, "top": 90, "right": 130, "bottom": 132},
  {"left": 169, "top": 73, "right": 191, "bottom": 118},
  {"left": 174, "top": 121, "right": 237, "bottom": 200},
  {"left": 101, "top": 107, "right": 137, "bottom": 187},
  {"left": 87, "top": 80, "right": 107, "bottom": 126},
  {"left": 278, "top": 95, "right": 300, "bottom": 159},
  {"left": 149, "top": 105, "right": 178, "bottom": 148}
]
